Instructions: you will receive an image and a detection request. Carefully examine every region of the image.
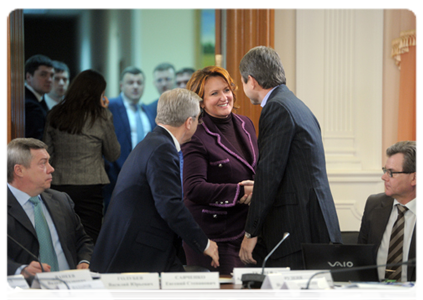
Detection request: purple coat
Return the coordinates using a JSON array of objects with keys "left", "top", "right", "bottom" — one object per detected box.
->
[{"left": 181, "top": 112, "right": 258, "bottom": 242}]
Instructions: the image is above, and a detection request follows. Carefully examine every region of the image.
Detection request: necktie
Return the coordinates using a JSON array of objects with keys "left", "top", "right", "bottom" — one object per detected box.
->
[
  {"left": 385, "top": 204, "right": 408, "bottom": 281},
  {"left": 178, "top": 151, "right": 184, "bottom": 197},
  {"left": 132, "top": 104, "right": 145, "bottom": 144},
  {"left": 28, "top": 196, "right": 59, "bottom": 271}
]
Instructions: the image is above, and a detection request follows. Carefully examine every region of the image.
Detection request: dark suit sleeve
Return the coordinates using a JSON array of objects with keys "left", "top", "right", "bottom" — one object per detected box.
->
[
  {"left": 147, "top": 142, "right": 208, "bottom": 253},
  {"left": 245, "top": 101, "right": 295, "bottom": 236},
  {"left": 49, "top": 191, "right": 94, "bottom": 266},
  {"left": 357, "top": 196, "right": 373, "bottom": 244}
]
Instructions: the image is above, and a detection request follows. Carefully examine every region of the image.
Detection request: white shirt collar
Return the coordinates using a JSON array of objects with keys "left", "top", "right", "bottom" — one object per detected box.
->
[
  {"left": 158, "top": 125, "right": 181, "bottom": 152},
  {"left": 393, "top": 198, "right": 416, "bottom": 215}
]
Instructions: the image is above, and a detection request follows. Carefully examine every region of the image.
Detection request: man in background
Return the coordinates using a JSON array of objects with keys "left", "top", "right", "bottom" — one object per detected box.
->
[
  {"left": 238, "top": 46, "right": 342, "bottom": 269},
  {"left": 7, "top": 138, "right": 93, "bottom": 280},
  {"left": 44, "top": 60, "right": 70, "bottom": 110},
  {"left": 104, "top": 66, "right": 157, "bottom": 212},
  {"left": 358, "top": 141, "right": 416, "bottom": 282},
  {"left": 24, "top": 54, "right": 54, "bottom": 140},
  {"left": 175, "top": 67, "right": 195, "bottom": 88},
  {"left": 91, "top": 89, "right": 219, "bottom": 273}
]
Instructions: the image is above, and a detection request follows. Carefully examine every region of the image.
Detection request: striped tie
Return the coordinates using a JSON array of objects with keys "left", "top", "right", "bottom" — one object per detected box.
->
[
  {"left": 385, "top": 204, "right": 408, "bottom": 281},
  {"left": 28, "top": 196, "right": 59, "bottom": 271}
]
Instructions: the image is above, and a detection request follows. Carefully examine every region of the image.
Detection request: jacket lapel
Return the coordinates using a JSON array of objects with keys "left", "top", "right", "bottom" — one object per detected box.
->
[
  {"left": 202, "top": 114, "right": 256, "bottom": 173},
  {"left": 8, "top": 187, "right": 37, "bottom": 238}
]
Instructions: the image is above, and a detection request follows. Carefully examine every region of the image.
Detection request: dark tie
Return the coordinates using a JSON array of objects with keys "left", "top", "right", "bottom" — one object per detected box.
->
[
  {"left": 132, "top": 104, "right": 145, "bottom": 144},
  {"left": 178, "top": 151, "right": 184, "bottom": 197},
  {"left": 385, "top": 204, "right": 408, "bottom": 281},
  {"left": 28, "top": 196, "right": 59, "bottom": 271}
]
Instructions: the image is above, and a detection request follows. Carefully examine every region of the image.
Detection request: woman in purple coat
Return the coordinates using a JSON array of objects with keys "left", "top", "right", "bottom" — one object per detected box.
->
[{"left": 182, "top": 66, "right": 259, "bottom": 274}]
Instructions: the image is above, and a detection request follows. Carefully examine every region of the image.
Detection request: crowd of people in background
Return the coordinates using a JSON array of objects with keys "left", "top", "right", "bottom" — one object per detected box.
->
[{"left": 8, "top": 48, "right": 415, "bottom": 285}]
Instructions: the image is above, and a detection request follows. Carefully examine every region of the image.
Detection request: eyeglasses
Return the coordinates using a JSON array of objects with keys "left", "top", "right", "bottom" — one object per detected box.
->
[{"left": 382, "top": 167, "right": 413, "bottom": 178}]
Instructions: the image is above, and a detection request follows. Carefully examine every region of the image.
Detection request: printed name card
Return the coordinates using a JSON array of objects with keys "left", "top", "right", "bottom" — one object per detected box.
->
[
  {"left": 260, "top": 270, "right": 334, "bottom": 290},
  {"left": 275, "top": 278, "right": 329, "bottom": 298},
  {"left": 161, "top": 272, "right": 219, "bottom": 289},
  {"left": 32, "top": 269, "right": 93, "bottom": 289},
  {"left": 100, "top": 273, "right": 160, "bottom": 290},
  {"left": 8, "top": 275, "right": 30, "bottom": 289},
  {"left": 233, "top": 267, "right": 290, "bottom": 284},
  {"left": 50, "top": 280, "right": 113, "bottom": 300}
]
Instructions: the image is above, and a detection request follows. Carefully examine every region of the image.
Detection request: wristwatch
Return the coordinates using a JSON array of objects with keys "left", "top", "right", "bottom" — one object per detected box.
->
[{"left": 245, "top": 232, "right": 254, "bottom": 239}]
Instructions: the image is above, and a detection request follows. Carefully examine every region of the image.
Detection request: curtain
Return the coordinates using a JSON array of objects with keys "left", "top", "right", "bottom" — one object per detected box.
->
[{"left": 392, "top": 29, "right": 416, "bottom": 141}]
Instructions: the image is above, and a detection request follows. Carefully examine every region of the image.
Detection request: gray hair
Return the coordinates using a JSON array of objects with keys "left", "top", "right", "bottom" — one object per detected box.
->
[
  {"left": 7, "top": 138, "right": 48, "bottom": 183},
  {"left": 239, "top": 46, "right": 286, "bottom": 89},
  {"left": 386, "top": 141, "right": 416, "bottom": 173},
  {"left": 155, "top": 88, "right": 202, "bottom": 127}
]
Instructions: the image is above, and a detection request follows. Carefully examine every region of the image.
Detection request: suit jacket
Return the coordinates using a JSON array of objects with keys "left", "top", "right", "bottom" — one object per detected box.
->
[
  {"left": 103, "top": 95, "right": 157, "bottom": 206},
  {"left": 7, "top": 187, "right": 94, "bottom": 275},
  {"left": 244, "top": 84, "right": 342, "bottom": 261},
  {"left": 25, "top": 86, "right": 48, "bottom": 140},
  {"left": 43, "top": 109, "right": 120, "bottom": 185},
  {"left": 357, "top": 193, "right": 416, "bottom": 281},
  {"left": 90, "top": 126, "right": 209, "bottom": 273},
  {"left": 182, "top": 112, "right": 258, "bottom": 242}
]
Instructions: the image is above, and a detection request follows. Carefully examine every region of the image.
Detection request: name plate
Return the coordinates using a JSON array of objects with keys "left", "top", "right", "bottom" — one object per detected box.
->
[
  {"left": 57, "top": 280, "right": 106, "bottom": 290},
  {"left": 161, "top": 272, "right": 219, "bottom": 289},
  {"left": 233, "top": 267, "right": 290, "bottom": 284},
  {"left": 100, "top": 273, "right": 160, "bottom": 290},
  {"left": 31, "top": 269, "right": 92, "bottom": 289},
  {"left": 7, "top": 275, "right": 30, "bottom": 289},
  {"left": 261, "top": 270, "right": 334, "bottom": 289}
]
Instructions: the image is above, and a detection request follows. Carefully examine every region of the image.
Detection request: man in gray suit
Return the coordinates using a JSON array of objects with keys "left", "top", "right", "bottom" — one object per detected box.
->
[
  {"left": 7, "top": 138, "right": 93, "bottom": 279},
  {"left": 358, "top": 141, "right": 416, "bottom": 282},
  {"left": 238, "top": 46, "right": 342, "bottom": 269}
]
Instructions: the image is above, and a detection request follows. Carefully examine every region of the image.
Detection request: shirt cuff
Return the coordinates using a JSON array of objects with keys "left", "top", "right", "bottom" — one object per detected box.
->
[{"left": 204, "top": 239, "right": 210, "bottom": 252}]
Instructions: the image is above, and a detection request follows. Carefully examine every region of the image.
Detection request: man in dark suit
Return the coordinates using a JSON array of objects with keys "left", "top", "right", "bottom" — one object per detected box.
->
[
  {"left": 103, "top": 66, "right": 157, "bottom": 212},
  {"left": 238, "top": 46, "right": 342, "bottom": 269},
  {"left": 358, "top": 141, "right": 416, "bottom": 282},
  {"left": 7, "top": 138, "right": 93, "bottom": 279},
  {"left": 24, "top": 54, "right": 55, "bottom": 140},
  {"left": 90, "top": 88, "right": 219, "bottom": 273}
]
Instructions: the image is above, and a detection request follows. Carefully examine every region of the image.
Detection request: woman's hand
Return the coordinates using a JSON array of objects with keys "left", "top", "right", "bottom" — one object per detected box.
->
[{"left": 239, "top": 180, "right": 254, "bottom": 205}]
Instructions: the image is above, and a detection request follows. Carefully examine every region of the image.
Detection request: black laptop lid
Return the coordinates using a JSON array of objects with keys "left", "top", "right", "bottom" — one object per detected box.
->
[{"left": 301, "top": 243, "right": 379, "bottom": 282}]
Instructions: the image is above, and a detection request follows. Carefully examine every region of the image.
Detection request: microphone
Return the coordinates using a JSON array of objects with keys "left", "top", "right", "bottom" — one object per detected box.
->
[
  {"left": 303, "top": 258, "right": 416, "bottom": 289},
  {"left": 242, "top": 232, "right": 290, "bottom": 289},
  {"left": 7, "top": 234, "right": 45, "bottom": 273}
]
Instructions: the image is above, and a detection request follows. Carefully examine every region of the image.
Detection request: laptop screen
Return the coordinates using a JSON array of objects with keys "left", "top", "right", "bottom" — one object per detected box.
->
[{"left": 301, "top": 243, "right": 379, "bottom": 282}]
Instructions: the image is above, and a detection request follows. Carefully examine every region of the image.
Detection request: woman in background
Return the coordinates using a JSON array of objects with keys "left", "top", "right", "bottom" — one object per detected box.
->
[
  {"left": 182, "top": 66, "right": 258, "bottom": 274},
  {"left": 44, "top": 69, "right": 120, "bottom": 244}
]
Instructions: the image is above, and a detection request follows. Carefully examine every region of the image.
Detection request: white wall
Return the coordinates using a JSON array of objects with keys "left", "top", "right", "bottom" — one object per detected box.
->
[{"left": 275, "top": 10, "right": 385, "bottom": 231}]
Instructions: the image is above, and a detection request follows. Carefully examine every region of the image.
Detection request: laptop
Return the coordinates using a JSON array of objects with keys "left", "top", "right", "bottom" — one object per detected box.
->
[{"left": 301, "top": 243, "right": 379, "bottom": 282}]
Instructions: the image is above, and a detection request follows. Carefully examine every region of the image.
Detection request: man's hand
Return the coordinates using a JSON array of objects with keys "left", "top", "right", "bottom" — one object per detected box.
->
[
  {"left": 203, "top": 240, "right": 220, "bottom": 268},
  {"left": 239, "top": 236, "right": 258, "bottom": 265},
  {"left": 239, "top": 180, "right": 254, "bottom": 205},
  {"left": 76, "top": 262, "right": 90, "bottom": 269},
  {"left": 21, "top": 261, "right": 51, "bottom": 278}
]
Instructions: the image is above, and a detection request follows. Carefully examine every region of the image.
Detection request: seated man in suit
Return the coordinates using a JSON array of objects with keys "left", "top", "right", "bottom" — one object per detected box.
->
[
  {"left": 7, "top": 138, "right": 94, "bottom": 280},
  {"left": 104, "top": 66, "right": 157, "bottom": 212},
  {"left": 24, "top": 54, "right": 55, "bottom": 140},
  {"left": 90, "top": 88, "right": 219, "bottom": 273},
  {"left": 358, "top": 141, "right": 416, "bottom": 282}
]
